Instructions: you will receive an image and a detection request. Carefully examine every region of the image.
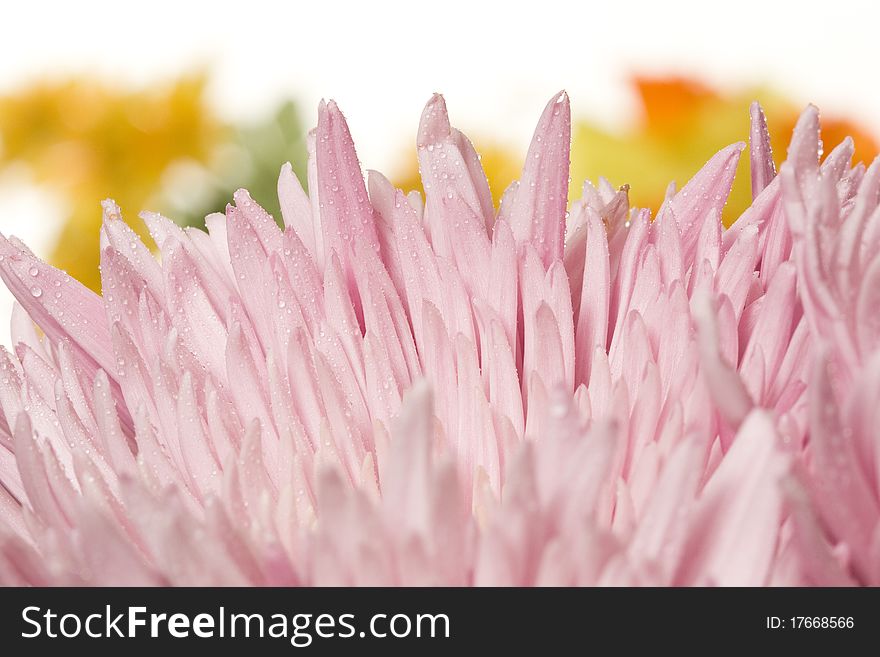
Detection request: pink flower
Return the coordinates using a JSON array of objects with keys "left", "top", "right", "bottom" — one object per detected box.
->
[{"left": 0, "top": 93, "right": 877, "bottom": 586}]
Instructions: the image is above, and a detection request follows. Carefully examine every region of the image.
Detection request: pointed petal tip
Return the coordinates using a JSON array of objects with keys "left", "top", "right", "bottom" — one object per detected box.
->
[
  {"left": 321, "top": 99, "right": 346, "bottom": 120},
  {"left": 795, "top": 104, "right": 821, "bottom": 130},
  {"left": 787, "top": 105, "right": 823, "bottom": 166},
  {"left": 543, "top": 90, "right": 571, "bottom": 119},
  {"left": 423, "top": 92, "right": 447, "bottom": 117},
  {"left": 712, "top": 141, "right": 746, "bottom": 166},
  {"left": 417, "top": 93, "right": 451, "bottom": 148},
  {"left": 365, "top": 168, "right": 396, "bottom": 189},
  {"left": 232, "top": 188, "right": 254, "bottom": 205},
  {"left": 0, "top": 232, "right": 15, "bottom": 255},
  {"left": 749, "top": 100, "right": 768, "bottom": 120},
  {"left": 749, "top": 102, "right": 770, "bottom": 141},
  {"left": 100, "top": 199, "right": 122, "bottom": 223},
  {"left": 700, "top": 141, "right": 746, "bottom": 168},
  {"left": 317, "top": 99, "right": 347, "bottom": 123}
]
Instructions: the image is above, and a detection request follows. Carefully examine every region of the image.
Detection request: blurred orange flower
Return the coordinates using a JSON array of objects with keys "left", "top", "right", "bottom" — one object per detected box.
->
[{"left": 571, "top": 77, "right": 879, "bottom": 224}]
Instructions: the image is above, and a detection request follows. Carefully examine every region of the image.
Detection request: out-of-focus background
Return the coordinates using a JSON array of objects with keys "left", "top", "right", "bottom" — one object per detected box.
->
[{"left": 1, "top": 0, "right": 878, "bottom": 344}]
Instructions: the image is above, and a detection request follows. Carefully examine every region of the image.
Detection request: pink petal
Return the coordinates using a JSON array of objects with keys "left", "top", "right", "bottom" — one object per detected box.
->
[
  {"left": 501, "top": 91, "right": 571, "bottom": 267},
  {"left": 100, "top": 200, "right": 164, "bottom": 301},
  {"left": 417, "top": 94, "right": 494, "bottom": 238},
  {"left": 780, "top": 106, "right": 821, "bottom": 235},
  {"left": 807, "top": 353, "right": 879, "bottom": 580},
  {"left": 278, "top": 162, "right": 316, "bottom": 258},
  {"left": 574, "top": 209, "right": 610, "bottom": 385},
  {"left": 749, "top": 102, "right": 776, "bottom": 199},
  {"left": 315, "top": 100, "right": 379, "bottom": 265},
  {"left": 671, "top": 142, "right": 744, "bottom": 269},
  {"left": 677, "top": 410, "right": 788, "bottom": 586},
  {"left": 715, "top": 225, "right": 759, "bottom": 322},
  {"left": 693, "top": 292, "right": 753, "bottom": 432},
  {"left": 0, "top": 235, "right": 114, "bottom": 378},
  {"left": 835, "top": 157, "right": 880, "bottom": 294},
  {"left": 739, "top": 262, "right": 797, "bottom": 401}
]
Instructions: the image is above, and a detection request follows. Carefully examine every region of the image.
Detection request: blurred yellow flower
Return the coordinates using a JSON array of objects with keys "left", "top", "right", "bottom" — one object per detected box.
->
[
  {"left": 0, "top": 75, "right": 223, "bottom": 289},
  {"left": 395, "top": 78, "right": 879, "bottom": 226},
  {"left": 395, "top": 140, "right": 523, "bottom": 209}
]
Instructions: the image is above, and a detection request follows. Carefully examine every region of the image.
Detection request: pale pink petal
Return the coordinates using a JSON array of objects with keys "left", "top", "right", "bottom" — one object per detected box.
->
[
  {"left": 715, "top": 225, "right": 759, "bottom": 322},
  {"left": 749, "top": 102, "right": 776, "bottom": 199},
  {"left": 0, "top": 235, "right": 114, "bottom": 377},
  {"left": 677, "top": 411, "right": 788, "bottom": 586},
  {"left": 856, "top": 252, "right": 880, "bottom": 356},
  {"left": 835, "top": 157, "right": 880, "bottom": 295},
  {"left": 739, "top": 262, "right": 797, "bottom": 401},
  {"left": 653, "top": 203, "right": 684, "bottom": 287},
  {"left": 806, "top": 353, "right": 879, "bottom": 581},
  {"left": 100, "top": 200, "right": 164, "bottom": 301},
  {"left": 629, "top": 439, "right": 703, "bottom": 580},
  {"left": 693, "top": 292, "right": 753, "bottom": 431},
  {"left": 278, "top": 162, "right": 316, "bottom": 257},
  {"left": 671, "top": 142, "right": 744, "bottom": 268},
  {"left": 473, "top": 300, "right": 524, "bottom": 437},
  {"left": 782, "top": 470, "right": 856, "bottom": 586},
  {"left": 164, "top": 246, "right": 228, "bottom": 377},
  {"left": 501, "top": 91, "right": 571, "bottom": 267},
  {"left": 573, "top": 210, "right": 610, "bottom": 387},
  {"left": 315, "top": 100, "right": 379, "bottom": 266},
  {"left": 608, "top": 210, "right": 649, "bottom": 348},
  {"left": 780, "top": 106, "right": 821, "bottom": 235},
  {"left": 417, "top": 94, "right": 493, "bottom": 240}
]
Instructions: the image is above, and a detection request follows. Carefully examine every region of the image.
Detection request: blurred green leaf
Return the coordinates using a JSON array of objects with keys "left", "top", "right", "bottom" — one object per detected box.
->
[{"left": 178, "top": 99, "right": 308, "bottom": 228}]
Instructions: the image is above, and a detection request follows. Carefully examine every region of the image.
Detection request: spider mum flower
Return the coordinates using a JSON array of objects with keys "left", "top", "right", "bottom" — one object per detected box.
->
[{"left": 0, "top": 93, "right": 877, "bottom": 586}]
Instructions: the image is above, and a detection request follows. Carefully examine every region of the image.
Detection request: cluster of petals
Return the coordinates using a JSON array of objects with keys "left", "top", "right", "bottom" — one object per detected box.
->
[{"left": 0, "top": 91, "right": 877, "bottom": 586}]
